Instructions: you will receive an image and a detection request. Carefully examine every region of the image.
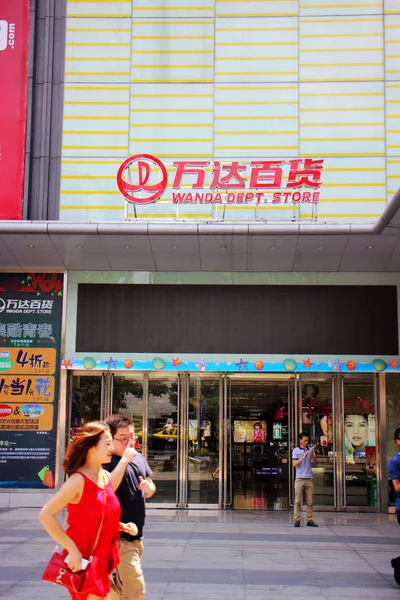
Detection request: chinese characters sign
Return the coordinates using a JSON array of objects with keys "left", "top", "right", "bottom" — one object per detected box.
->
[
  {"left": 0, "top": 273, "right": 63, "bottom": 489},
  {"left": 117, "top": 154, "right": 324, "bottom": 206}
]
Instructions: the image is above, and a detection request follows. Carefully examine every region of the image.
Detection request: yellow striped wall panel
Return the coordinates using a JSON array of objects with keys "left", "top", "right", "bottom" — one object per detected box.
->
[{"left": 59, "top": 0, "right": 399, "bottom": 223}]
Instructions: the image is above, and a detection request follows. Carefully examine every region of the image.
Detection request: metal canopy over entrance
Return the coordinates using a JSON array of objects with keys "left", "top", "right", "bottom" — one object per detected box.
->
[{"left": 67, "top": 371, "right": 381, "bottom": 512}]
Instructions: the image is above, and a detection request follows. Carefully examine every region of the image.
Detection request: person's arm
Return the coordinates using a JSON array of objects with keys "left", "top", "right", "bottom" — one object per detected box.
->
[
  {"left": 393, "top": 479, "right": 400, "bottom": 493},
  {"left": 138, "top": 475, "right": 156, "bottom": 498},
  {"left": 292, "top": 450, "right": 312, "bottom": 468},
  {"left": 38, "top": 473, "right": 84, "bottom": 572},
  {"left": 108, "top": 446, "right": 138, "bottom": 491},
  {"left": 311, "top": 450, "right": 317, "bottom": 466}
]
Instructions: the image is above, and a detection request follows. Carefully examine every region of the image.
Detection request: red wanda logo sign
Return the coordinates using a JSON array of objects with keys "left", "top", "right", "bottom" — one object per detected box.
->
[{"left": 116, "top": 154, "right": 324, "bottom": 206}]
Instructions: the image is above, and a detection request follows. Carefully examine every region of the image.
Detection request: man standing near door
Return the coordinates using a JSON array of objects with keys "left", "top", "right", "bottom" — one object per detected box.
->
[
  {"left": 292, "top": 432, "right": 318, "bottom": 527},
  {"left": 389, "top": 427, "right": 400, "bottom": 584},
  {"left": 105, "top": 414, "right": 156, "bottom": 600}
]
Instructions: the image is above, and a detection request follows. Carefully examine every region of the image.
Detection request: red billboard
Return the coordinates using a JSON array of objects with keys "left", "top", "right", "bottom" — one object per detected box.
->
[{"left": 0, "top": 1, "right": 30, "bottom": 220}]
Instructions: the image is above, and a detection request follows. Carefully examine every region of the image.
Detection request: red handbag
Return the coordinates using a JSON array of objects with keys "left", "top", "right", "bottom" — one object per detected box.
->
[
  {"left": 42, "top": 552, "right": 87, "bottom": 593},
  {"left": 42, "top": 486, "right": 106, "bottom": 594}
]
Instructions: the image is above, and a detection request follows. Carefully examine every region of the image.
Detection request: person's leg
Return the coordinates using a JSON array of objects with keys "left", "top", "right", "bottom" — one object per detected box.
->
[
  {"left": 305, "top": 479, "right": 314, "bottom": 521},
  {"left": 396, "top": 509, "right": 400, "bottom": 526},
  {"left": 294, "top": 479, "right": 304, "bottom": 522},
  {"left": 117, "top": 539, "right": 145, "bottom": 600}
]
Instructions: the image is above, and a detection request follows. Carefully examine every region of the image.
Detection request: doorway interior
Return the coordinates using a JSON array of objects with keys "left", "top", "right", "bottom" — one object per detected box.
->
[{"left": 67, "top": 371, "right": 380, "bottom": 511}]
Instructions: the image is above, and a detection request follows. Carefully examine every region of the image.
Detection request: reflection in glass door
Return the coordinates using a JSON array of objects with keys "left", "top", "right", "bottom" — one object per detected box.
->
[
  {"left": 146, "top": 375, "right": 179, "bottom": 505},
  {"left": 342, "top": 375, "right": 377, "bottom": 509},
  {"left": 111, "top": 375, "right": 144, "bottom": 450},
  {"left": 69, "top": 374, "right": 104, "bottom": 440},
  {"left": 186, "top": 375, "right": 220, "bottom": 506},
  {"left": 226, "top": 376, "right": 291, "bottom": 510},
  {"left": 299, "top": 377, "right": 335, "bottom": 508}
]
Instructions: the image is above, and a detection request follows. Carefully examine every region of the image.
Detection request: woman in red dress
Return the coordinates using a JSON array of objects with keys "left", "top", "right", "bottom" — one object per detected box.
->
[{"left": 39, "top": 421, "right": 137, "bottom": 600}]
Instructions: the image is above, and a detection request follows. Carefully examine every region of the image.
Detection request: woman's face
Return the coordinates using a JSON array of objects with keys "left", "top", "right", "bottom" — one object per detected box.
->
[
  {"left": 320, "top": 416, "right": 328, "bottom": 436},
  {"left": 91, "top": 430, "right": 114, "bottom": 463},
  {"left": 345, "top": 414, "right": 368, "bottom": 447}
]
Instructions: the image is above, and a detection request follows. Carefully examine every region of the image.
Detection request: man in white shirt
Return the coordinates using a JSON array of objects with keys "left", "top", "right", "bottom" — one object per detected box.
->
[{"left": 292, "top": 432, "right": 318, "bottom": 528}]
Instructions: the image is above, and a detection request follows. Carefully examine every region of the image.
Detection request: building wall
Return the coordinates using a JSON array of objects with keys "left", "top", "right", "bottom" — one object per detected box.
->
[
  {"left": 63, "top": 270, "right": 400, "bottom": 373},
  {"left": 59, "top": 0, "right": 400, "bottom": 223}
]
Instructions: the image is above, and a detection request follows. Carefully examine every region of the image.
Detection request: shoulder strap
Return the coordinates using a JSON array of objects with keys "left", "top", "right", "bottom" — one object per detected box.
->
[{"left": 89, "top": 472, "right": 107, "bottom": 560}]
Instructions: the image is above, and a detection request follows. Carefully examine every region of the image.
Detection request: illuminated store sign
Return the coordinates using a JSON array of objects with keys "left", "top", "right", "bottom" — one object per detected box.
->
[{"left": 117, "top": 153, "right": 324, "bottom": 206}]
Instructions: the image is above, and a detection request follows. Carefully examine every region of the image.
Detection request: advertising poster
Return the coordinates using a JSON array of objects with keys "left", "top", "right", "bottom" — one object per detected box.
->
[
  {"left": 0, "top": 1, "right": 30, "bottom": 220},
  {"left": 0, "top": 273, "right": 63, "bottom": 488},
  {"left": 233, "top": 420, "right": 267, "bottom": 443}
]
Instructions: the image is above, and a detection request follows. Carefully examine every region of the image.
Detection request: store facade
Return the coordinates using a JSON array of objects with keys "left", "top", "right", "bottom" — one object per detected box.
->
[
  {"left": 56, "top": 270, "right": 400, "bottom": 513},
  {"left": 1, "top": 0, "right": 400, "bottom": 515}
]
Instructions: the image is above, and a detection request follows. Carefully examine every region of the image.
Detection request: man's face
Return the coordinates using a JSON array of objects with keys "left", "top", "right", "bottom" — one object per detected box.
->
[
  {"left": 112, "top": 424, "right": 136, "bottom": 457},
  {"left": 300, "top": 436, "right": 309, "bottom": 448}
]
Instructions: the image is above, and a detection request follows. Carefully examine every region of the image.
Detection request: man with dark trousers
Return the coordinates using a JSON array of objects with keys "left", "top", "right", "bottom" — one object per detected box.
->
[{"left": 105, "top": 414, "right": 156, "bottom": 600}]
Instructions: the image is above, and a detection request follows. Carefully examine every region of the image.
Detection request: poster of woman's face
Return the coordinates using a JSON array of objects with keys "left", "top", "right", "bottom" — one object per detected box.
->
[{"left": 344, "top": 414, "right": 370, "bottom": 452}]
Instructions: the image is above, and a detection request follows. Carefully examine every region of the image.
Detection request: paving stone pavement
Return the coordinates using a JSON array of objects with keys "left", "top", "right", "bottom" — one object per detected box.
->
[{"left": 0, "top": 507, "right": 400, "bottom": 599}]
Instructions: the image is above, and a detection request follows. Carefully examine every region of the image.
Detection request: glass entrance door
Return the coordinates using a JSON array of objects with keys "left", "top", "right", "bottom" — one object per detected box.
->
[
  {"left": 298, "top": 376, "right": 336, "bottom": 509},
  {"left": 341, "top": 375, "right": 378, "bottom": 510},
  {"left": 225, "top": 375, "right": 291, "bottom": 510}
]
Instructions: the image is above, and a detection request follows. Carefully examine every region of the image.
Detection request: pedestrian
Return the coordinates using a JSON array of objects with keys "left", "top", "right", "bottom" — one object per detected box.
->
[
  {"left": 389, "top": 427, "right": 400, "bottom": 584},
  {"left": 292, "top": 432, "right": 318, "bottom": 528},
  {"left": 39, "top": 421, "right": 138, "bottom": 600},
  {"left": 105, "top": 414, "right": 156, "bottom": 600}
]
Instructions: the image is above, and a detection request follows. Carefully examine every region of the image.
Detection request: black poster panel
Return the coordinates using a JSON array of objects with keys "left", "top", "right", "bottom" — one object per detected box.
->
[
  {"left": 76, "top": 284, "right": 398, "bottom": 355},
  {"left": 0, "top": 273, "right": 63, "bottom": 489}
]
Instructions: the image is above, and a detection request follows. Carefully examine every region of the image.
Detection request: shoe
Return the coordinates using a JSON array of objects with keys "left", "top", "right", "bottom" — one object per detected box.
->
[
  {"left": 294, "top": 521, "right": 300, "bottom": 527},
  {"left": 307, "top": 520, "right": 318, "bottom": 527},
  {"left": 391, "top": 557, "right": 400, "bottom": 585}
]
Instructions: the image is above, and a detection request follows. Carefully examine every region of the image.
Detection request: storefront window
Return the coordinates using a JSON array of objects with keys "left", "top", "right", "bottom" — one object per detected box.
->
[
  {"left": 342, "top": 376, "right": 376, "bottom": 508},
  {"left": 385, "top": 374, "right": 400, "bottom": 507},
  {"left": 112, "top": 376, "right": 143, "bottom": 449},
  {"left": 70, "top": 375, "right": 102, "bottom": 438},
  {"left": 300, "top": 377, "right": 334, "bottom": 507},
  {"left": 188, "top": 376, "right": 220, "bottom": 505},
  {"left": 147, "top": 376, "right": 179, "bottom": 504}
]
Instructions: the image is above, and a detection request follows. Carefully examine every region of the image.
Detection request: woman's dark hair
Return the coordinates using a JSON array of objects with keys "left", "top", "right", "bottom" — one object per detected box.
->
[
  {"left": 105, "top": 413, "right": 133, "bottom": 437},
  {"left": 62, "top": 421, "right": 109, "bottom": 475},
  {"left": 253, "top": 422, "right": 262, "bottom": 429}
]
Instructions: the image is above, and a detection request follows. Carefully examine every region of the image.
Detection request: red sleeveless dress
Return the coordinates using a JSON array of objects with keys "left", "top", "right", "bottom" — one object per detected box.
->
[{"left": 63, "top": 471, "right": 121, "bottom": 599}]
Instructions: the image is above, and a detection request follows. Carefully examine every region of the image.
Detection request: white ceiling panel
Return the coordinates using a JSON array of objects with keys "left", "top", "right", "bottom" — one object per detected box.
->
[
  {"left": 153, "top": 253, "right": 201, "bottom": 271},
  {"left": 149, "top": 235, "right": 199, "bottom": 254},
  {"left": 200, "top": 254, "right": 247, "bottom": 272},
  {"left": 108, "top": 253, "right": 155, "bottom": 271},
  {"left": 49, "top": 234, "right": 104, "bottom": 254},
  {"left": 296, "top": 235, "right": 349, "bottom": 254},
  {"left": 17, "top": 253, "right": 65, "bottom": 270},
  {"left": 293, "top": 254, "right": 342, "bottom": 272},
  {"left": 339, "top": 254, "right": 390, "bottom": 272},
  {"left": 2, "top": 234, "right": 59, "bottom": 254},
  {"left": 344, "top": 234, "right": 398, "bottom": 255},
  {"left": 248, "top": 235, "right": 298, "bottom": 254},
  {"left": 98, "top": 234, "right": 152, "bottom": 253},
  {"left": 384, "top": 254, "right": 400, "bottom": 272},
  {"left": 199, "top": 234, "right": 248, "bottom": 255},
  {"left": 247, "top": 254, "right": 294, "bottom": 272},
  {"left": 0, "top": 251, "right": 22, "bottom": 269},
  {"left": 63, "top": 254, "right": 111, "bottom": 270}
]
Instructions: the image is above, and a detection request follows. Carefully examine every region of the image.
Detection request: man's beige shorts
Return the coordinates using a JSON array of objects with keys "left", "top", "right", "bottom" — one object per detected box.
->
[{"left": 117, "top": 538, "right": 145, "bottom": 599}]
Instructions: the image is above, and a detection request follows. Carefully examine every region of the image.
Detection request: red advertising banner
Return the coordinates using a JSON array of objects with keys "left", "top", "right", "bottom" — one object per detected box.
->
[{"left": 0, "top": 1, "right": 30, "bottom": 220}]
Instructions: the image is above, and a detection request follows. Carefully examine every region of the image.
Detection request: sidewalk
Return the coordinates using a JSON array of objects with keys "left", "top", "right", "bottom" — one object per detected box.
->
[{"left": 0, "top": 507, "right": 399, "bottom": 599}]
